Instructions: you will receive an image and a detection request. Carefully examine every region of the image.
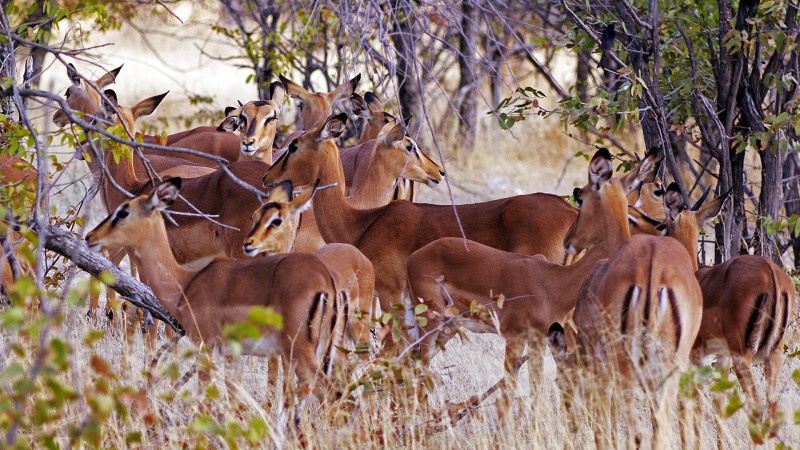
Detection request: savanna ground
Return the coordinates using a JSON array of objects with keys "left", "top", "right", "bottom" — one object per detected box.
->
[{"left": 3, "top": 2, "right": 800, "bottom": 448}]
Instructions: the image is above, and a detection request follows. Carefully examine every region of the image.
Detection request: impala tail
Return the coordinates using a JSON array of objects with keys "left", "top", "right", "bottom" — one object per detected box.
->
[
  {"left": 312, "top": 288, "right": 349, "bottom": 381},
  {"left": 621, "top": 283, "right": 684, "bottom": 366},
  {"left": 746, "top": 265, "right": 791, "bottom": 360}
]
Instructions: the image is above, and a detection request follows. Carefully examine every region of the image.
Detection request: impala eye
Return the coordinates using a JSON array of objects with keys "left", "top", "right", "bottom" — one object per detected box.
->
[
  {"left": 653, "top": 189, "right": 665, "bottom": 197},
  {"left": 271, "top": 218, "right": 283, "bottom": 227},
  {"left": 112, "top": 205, "right": 129, "bottom": 224}
]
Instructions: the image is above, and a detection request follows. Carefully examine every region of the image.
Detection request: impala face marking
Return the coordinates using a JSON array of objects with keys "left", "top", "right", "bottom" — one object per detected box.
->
[
  {"left": 218, "top": 97, "right": 283, "bottom": 158},
  {"left": 375, "top": 124, "right": 445, "bottom": 188},
  {"left": 565, "top": 148, "right": 661, "bottom": 254},
  {"left": 243, "top": 180, "right": 317, "bottom": 256}
]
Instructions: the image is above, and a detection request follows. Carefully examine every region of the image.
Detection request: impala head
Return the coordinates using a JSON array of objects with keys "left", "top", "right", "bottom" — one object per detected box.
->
[
  {"left": 53, "top": 63, "right": 122, "bottom": 127},
  {"left": 242, "top": 180, "right": 319, "bottom": 257},
  {"left": 377, "top": 121, "right": 445, "bottom": 187},
  {"left": 71, "top": 89, "right": 167, "bottom": 161},
  {"left": 264, "top": 113, "right": 348, "bottom": 188},
  {"left": 351, "top": 92, "right": 397, "bottom": 139},
  {"left": 627, "top": 176, "right": 666, "bottom": 220},
  {"left": 218, "top": 82, "right": 285, "bottom": 157},
  {"left": 564, "top": 148, "right": 660, "bottom": 254},
  {"left": 662, "top": 182, "right": 727, "bottom": 268},
  {"left": 279, "top": 74, "right": 360, "bottom": 129},
  {"left": 86, "top": 178, "right": 181, "bottom": 251},
  {"left": 98, "top": 89, "right": 169, "bottom": 134},
  {"left": 547, "top": 321, "right": 579, "bottom": 365}
]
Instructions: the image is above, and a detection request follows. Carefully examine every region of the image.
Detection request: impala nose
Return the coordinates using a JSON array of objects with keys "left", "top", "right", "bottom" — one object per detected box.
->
[
  {"left": 242, "top": 242, "right": 259, "bottom": 257},
  {"left": 85, "top": 234, "right": 101, "bottom": 251}
]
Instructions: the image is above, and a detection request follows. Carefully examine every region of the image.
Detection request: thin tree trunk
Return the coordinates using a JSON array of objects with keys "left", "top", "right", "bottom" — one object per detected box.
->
[
  {"left": 457, "top": 0, "right": 479, "bottom": 152},
  {"left": 390, "top": 0, "right": 425, "bottom": 142},
  {"left": 782, "top": 150, "right": 800, "bottom": 270}
]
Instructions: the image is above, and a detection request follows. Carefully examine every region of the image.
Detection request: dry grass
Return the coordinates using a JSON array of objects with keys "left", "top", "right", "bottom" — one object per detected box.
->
[{"left": 9, "top": 12, "right": 799, "bottom": 449}]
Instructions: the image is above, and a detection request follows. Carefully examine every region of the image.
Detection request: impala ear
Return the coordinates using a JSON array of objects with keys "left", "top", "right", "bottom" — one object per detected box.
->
[
  {"left": 218, "top": 105, "right": 242, "bottom": 132},
  {"left": 267, "top": 180, "right": 293, "bottom": 204},
  {"left": 350, "top": 93, "right": 369, "bottom": 118},
  {"left": 269, "top": 81, "right": 286, "bottom": 104},
  {"left": 217, "top": 114, "right": 240, "bottom": 132},
  {"left": 379, "top": 122, "right": 405, "bottom": 147},
  {"left": 621, "top": 147, "right": 660, "bottom": 194},
  {"left": 96, "top": 65, "right": 123, "bottom": 88},
  {"left": 547, "top": 323, "right": 568, "bottom": 359},
  {"left": 67, "top": 63, "right": 81, "bottom": 87},
  {"left": 364, "top": 91, "right": 384, "bottom": 113},
  {"left": 696, "top": 189, "right": 729, "bottom": 225},
  {"left": 149, "top": 178, "right": 182, "bottom": 210},
  {"left": 279, "top": 74, "right": 306, "bottom": 100},
  {"left": 572, "top": 187, "right": 583, "bottom": 204},
  {"left": 290, "top": 179, "right": 319, "bottom": 214},
  {"left": 101, "top": 89, "right": 119, "bottom": 118},
  {"left": 132, "top": 91, "right": 169, "bottom": 120},
  {"left": 331, "top": 73, "right": 360, "bottom": 102},
  {"left": 318, "top": 113, "right": 348, "bottom": 141},
  {"left": 403, "top": 115, "right": 413, "bottom": 131},
  {"left": 588, "top": 148, "right": 613, "bottom": 190},
  {"left": 663, "top": 182, "right": 685, "bottom": 220}
]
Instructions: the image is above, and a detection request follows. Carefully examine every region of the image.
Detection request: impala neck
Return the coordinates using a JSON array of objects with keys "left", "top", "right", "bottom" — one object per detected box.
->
[
  {"left": 357, "top": 120, "right": 382, "bottom": 144},
  {"left": 124, "top": 216, "right": 194, "bottom": 315},
  {"left": 601, "top": 182, "right": 632, "bottom": 258},
  {"left": 86, "top": 142, "right": 142, "bottom": 211},
  {"left": 312, "top": 142, "right": 375, "bottom": 244},
  {"left": 559, "top": 246, "right": 608, "bottom": 304},
  {"left": 668, "top": 218, "right": 700, "bottom": 272},
  {"left": 347, "top": 142, "right": 396, "bottom": 208}
]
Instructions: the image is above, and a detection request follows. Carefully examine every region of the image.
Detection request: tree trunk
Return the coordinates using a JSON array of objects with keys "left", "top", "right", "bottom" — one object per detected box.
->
[
  {"left": 576, "top": 48, "right": 592, "bottom": 104},
  {"left": 457, "top": 0, "right": 479, "bottom": 152},
  {"left": 390, "top": 0, "right": 425, "bottom": 142},
  {"left": 783, "top": 150, "right": 800, "bottom": 270}
]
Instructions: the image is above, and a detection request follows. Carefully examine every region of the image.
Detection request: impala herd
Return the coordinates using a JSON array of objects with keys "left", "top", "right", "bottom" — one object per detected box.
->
[{"left": 1, "top": 62, "right": 796, "bottom": 443}]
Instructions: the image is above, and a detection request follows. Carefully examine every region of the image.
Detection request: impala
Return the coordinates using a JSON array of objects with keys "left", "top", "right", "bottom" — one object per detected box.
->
[
  {"left": 52, "top": 63, "right": 241, "bottom": 167},
  {"left": 266, "top": 120, "right": 444, "bottom": 255},
  {"left": 275, "top": 77, "right": 423, "bottom": 203},
  {"left": 661, "top": 183, "right": 794, "bottom": 412},
  {"left": 0, "top": 154, "right": 38, "bottom": 297},
  {"left": 263, "top": 114, "right": 578, "bottom": 357},
  {"left": 243, "top": 180, "right": 376, "bottom": 352},
  {"left": 95, "top": 93, "right": 215, "bottom": 340},
  {"left": 85, "top": 179, "right": 345, "bottom": 401},
  {"left": 280, "top": 74, "right": 360, "bottom": 132},
  {"left": 350, "top": 91, "right": 397, "bottom": 144},
  {"left": 548, "top": 148, "right": 703, "bottom": 448},
  {"left": 404, "top": 151, "right": 663, "bottom": 400},
  {"left": 217, "top": 81, "right": 286, "bottom": 163}
]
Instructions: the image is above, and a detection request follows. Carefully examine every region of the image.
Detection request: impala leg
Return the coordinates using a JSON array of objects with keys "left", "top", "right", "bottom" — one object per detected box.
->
[
  {"left": 499, "top": 337, "right": 527, "bottom": 413},
  {"left": 764, "top": 350, "right": 781, "bottom": 415},
  {"left": 731, "top": 354, "right": 757, "bottom": 412}
]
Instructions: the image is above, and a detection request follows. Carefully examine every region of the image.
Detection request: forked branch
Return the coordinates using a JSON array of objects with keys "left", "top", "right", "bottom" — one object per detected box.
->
[{"left": 37, "top": 222, "right": 183, "bottom": 333}]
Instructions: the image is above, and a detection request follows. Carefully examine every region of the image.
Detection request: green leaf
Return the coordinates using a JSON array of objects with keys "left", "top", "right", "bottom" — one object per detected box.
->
[
  {"left": 710, "top": 379, "right": 735, "bottom": 392},
  {"left": 248, "top": 306, "right": 283, "bottom": 330},
  {"left": 413, "top": 304, "right": 428, "bottom": 314},
  {"left": 724, "top": 390, "right": 744, "bottom": 417}
]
